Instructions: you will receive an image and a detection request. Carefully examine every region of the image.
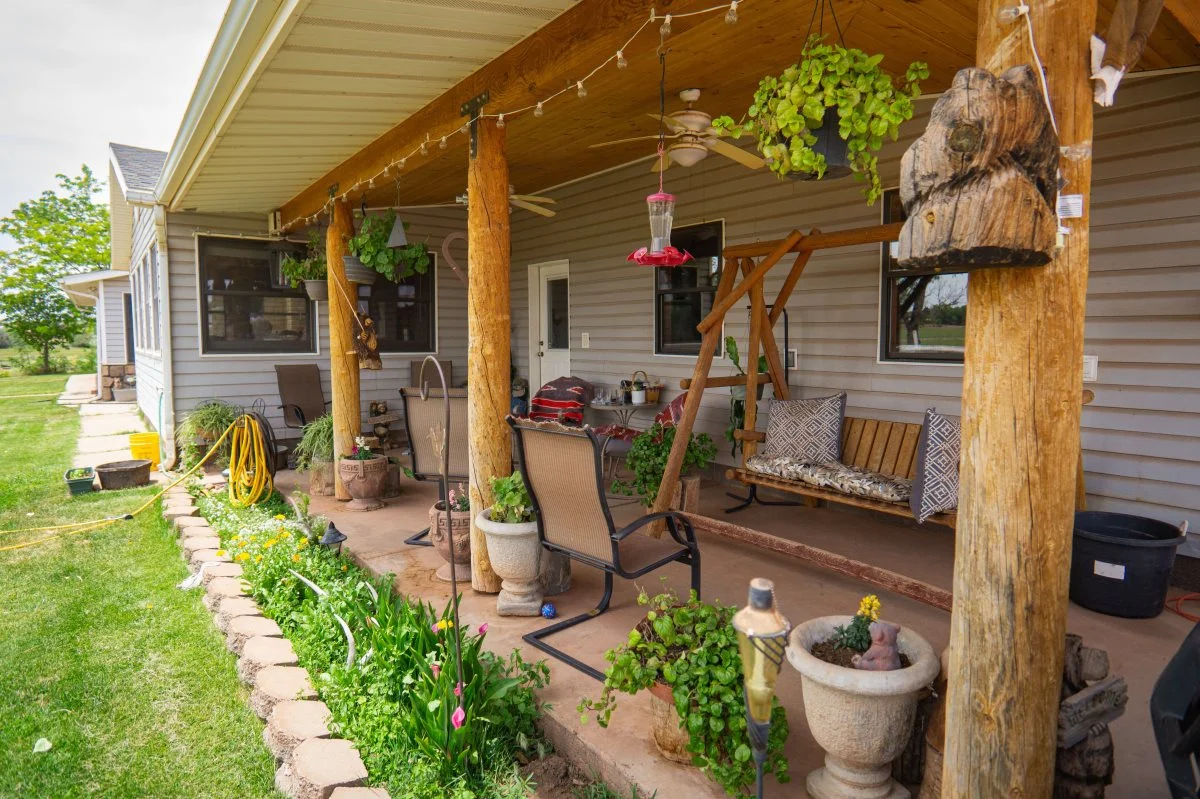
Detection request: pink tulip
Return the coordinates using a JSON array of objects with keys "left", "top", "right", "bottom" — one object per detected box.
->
[
  {"left": 478, "top": 623, "right": 489, "bottom": 635},
  {"left": 431, "top": 623, "right": 439, "bottom": 633},
  {"left": 451, "top": 705, "right": 466, "bottom": 730},
  {"left": 454, "top": 681, "right": 463, "bottom": 697},
  {"left": 431, "top": 663, "right": 441, "bottom": 679}
]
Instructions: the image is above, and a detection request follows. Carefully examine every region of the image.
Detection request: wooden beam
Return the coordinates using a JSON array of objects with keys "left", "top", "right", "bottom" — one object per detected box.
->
[
  {"left": 466, "top": 118, "right": 507, "bottom": 594},
  {"left": 723, "top": 222, "right": 902, "bottom": 259},
  {"left": 698, "top": 231, "right": 805, "bottom": 334},
  {"left": 743, "top": 259, "right": 791, "bottom": 405},
  {"left": 326, "top": 200, "right": 359, "bottom": 501},
  {"left": 741, "top": 259, "right": 767, "bottom": 461},
  {"left": 942, "top": 0, "right": 1098, "bottom": 793},
  {"left": 1164, "top": 0, "right": 1200, "bottom": 45},
  {"left": 681, "top": 373, "right": 769, "bottom": 390},
  {"left": 768, "top": 243, "right": 818, "bottom": 327}
]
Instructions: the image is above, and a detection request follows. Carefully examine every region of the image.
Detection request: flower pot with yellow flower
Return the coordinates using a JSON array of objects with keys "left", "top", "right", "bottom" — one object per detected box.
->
[
  {"left": 786, "top": 595, "right": 939, "bottom": 799},
  {"left": 338, "top": 437, "right": 388, "bottom": 512}
]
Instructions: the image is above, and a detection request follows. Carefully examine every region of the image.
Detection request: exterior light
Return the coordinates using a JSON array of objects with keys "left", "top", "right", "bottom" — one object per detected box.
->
[
  {"left": 725, "top": 1, "right": 739, "bottom": 24},
  {"left": 534, "top": 102, "right": 544, "bottom": 117},
  {"left": 733, "top": 578, "right": 790, "bottom": 799},
  {"left": 320, "top": 521, "right": 348, "bottom": 554}
]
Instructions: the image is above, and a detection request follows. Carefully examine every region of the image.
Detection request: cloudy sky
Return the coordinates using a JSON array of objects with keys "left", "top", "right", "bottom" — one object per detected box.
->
[{"left": 0, "top": 1, "right": 227, "bottom": 246}]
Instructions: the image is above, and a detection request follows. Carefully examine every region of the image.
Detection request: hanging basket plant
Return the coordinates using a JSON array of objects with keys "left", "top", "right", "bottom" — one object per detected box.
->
[
  {"left": 713, "top": 36, "right": 929, "bottom": 204},
  {"left": 347, "top": 209, "right": 431, "bottom": 282}
]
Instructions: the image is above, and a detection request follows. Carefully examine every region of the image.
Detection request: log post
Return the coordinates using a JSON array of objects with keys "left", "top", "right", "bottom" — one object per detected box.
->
[
  {"left": 326, "top": 200, "right": 360, "bottom": 500},
  {"left": 942, "top": 0, "right": 1098, "bottom": 794},
  {"left": 466, "top": 117, "right": 507, "bottom": 593},
  {"left": 740, "top": 259, "right": 766, "bottom": 461}
]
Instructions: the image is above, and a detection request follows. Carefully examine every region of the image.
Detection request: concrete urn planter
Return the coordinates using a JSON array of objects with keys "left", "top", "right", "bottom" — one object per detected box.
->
[
  {"left": 476, "top": 508, "right": 543, "bottom": 616},
  {"left": 788, "top": 616, "right": 939, "bottom": 799},
  {"left": 337, "top": 455, "right": 388, "bottom": 511},
  {"left": 429, "top": 501, "right": 471, "bottom": 582}
]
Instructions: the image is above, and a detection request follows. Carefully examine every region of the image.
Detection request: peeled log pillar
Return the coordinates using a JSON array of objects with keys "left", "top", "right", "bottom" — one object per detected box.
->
[
  {"left": 326, "top": 200, "right": 360, "bottom": 500},
  {"left": 466, "top": 119, "right": 507, "bottom": 593},
  {"left": 941, "top": 0, "right": 1098, "bottom": 795}
]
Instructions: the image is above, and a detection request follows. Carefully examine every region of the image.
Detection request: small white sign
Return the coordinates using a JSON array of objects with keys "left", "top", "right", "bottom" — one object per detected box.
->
[
  {"left": 1093, "top": 560, "right": 1126, "bottom": 580},
  {"left": 1058, "top": 194, "right": 1085, "bottom": 219}
]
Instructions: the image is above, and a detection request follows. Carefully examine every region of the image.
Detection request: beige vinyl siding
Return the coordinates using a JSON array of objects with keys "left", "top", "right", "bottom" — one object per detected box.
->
[
  {"left": 97, "top": 275, "right": 131, "bottom": 366},
  {"left": 508, "top": 72, "right": 1200, "bottom": 525},
  {"left": 164, "top": 208, "right": 469, "bottom": 437}
]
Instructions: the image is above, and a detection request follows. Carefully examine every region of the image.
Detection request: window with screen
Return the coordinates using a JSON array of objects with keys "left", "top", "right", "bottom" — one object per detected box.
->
[
  {"left": 198, "top": 236, "right": 315, "bottom": 354},
  {"left": 654, "top": 220, "right": 724, "bottom": 356},
  {"left": 358, "top": 253, "right": 438, "bottom": 353},
  {"left": 880, "top": 189, "right": 967, "bottom": 362}
]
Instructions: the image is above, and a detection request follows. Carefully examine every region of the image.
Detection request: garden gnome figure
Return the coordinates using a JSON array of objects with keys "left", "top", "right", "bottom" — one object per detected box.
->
[{"left": 853, "top": 621, "right": 902, "bottom": 671}]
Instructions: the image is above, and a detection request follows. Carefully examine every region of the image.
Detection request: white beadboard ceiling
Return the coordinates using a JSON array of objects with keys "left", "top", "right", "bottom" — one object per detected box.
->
[{"left": 171, "top": 0, "right": 576, "bottom": 215}]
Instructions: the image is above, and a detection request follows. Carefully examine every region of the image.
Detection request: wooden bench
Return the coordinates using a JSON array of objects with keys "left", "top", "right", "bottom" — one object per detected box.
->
[{"left": 727, "top": 415, "right": 958, "bottom": 529}]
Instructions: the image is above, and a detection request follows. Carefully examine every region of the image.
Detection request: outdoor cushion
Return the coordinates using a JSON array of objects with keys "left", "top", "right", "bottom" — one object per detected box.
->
[
  {"left": 746, "top": 454, "right": 912, "bottom": 504},
  {"left": 530, "top": 376, "right": 593, "bottom": 426},
  {"left": 763, "top": 392, "right": 846, "bottom": 462},
  {"left": 910, "top": 408, "right": 962, "bottom": 523}
]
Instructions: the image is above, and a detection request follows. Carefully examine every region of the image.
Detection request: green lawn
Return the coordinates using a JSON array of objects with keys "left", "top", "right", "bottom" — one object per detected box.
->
[{"left": 0, "top": 375, "right": 281, "bottom": 798}]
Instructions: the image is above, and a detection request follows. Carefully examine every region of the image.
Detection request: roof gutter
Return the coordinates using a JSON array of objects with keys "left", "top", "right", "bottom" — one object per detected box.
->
[
  {"left": 153, "top": 206, "right": 180, "bottom": 469},
  {"left": 154, "top": 0, "right": 311, "bottom": 211}
]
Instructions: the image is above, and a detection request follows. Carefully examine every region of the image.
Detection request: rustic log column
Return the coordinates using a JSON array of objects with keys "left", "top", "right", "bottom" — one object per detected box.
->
[
  {"left": 326, "top": 200, "right": 360, "bottom": 500},
  {"left": 942, "top": 0, "right": 1097, "bottom": 794},
  {"left": 466, "top": 118, "right": 507, "bottom": 593}
]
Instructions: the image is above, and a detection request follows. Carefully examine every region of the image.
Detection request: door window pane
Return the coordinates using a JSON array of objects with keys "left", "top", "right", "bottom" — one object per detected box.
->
[{"left": 546, "top": 277, "right": 569, "bottom": 350}]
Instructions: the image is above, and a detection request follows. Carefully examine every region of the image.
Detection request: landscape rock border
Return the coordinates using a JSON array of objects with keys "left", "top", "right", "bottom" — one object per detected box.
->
[{"left": 163, "top": 486, "right": 386, "bottom": 799}]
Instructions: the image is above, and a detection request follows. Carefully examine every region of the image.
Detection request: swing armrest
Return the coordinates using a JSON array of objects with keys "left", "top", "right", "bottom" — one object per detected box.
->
[{"left": 733, "top": 429, "right": 765, "bottom": 443}]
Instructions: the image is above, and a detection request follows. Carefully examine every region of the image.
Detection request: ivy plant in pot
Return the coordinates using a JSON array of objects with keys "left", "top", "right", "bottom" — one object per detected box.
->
[
  {"left": 345, "top": 209, "right": 432, "bottom": 285},
  {"left": 279, "top": 229, "right": 328, "bottom": 301},
  {"left": 578, "top": 588, "right": 790, "bottom": 797},
  {"left": 338, "top": 436, "right": 388, "bottom": 512},
  {"left": 293, "top": 413, "right": 334, "bottom": 496},
  {"left": 713, "top": 36, "right": 929, "bottom": 204}
]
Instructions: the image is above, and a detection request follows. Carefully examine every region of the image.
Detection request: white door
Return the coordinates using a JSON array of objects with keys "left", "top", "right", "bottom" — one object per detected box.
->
[{"left": 529, "top": 261, "right": 570, "bottom": 388}]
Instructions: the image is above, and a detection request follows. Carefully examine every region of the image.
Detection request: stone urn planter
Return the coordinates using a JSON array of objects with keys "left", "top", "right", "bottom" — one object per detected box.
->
[
  {"left": 647, "top": 682, "right": 690, "bottom": 764},
  {"left": 429, "top": 501, "right": 471, "bottom": 582},
  {"left": 337, "top": 455, "right": 388, "bottom": 511},
  {"left": 475, "top": 508, "right": 543, "bottom": 616},
  {"left": 788, "top": 616, "right": 939, "bottom": 799}
]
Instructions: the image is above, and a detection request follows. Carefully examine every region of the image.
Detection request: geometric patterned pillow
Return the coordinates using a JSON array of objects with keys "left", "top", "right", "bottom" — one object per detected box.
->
[
  {"left": 910, "top": 408, "right": 961, "bottom": 523},
  {"left": 763, "top": 392, "right": 846, "bottom": 462}
]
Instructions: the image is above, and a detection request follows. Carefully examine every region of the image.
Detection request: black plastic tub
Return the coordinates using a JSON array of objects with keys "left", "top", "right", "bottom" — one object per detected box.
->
[
  {"left": 95, "top": 459, "right": 152, "bottom": 491},
  {"left": 1070, "top": 511, "right": 1185, "bottom": 619}
]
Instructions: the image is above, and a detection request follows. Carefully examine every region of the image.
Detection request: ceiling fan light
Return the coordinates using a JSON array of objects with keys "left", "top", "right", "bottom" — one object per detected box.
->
[{"left": 668, "top": 143, "right": 708, "bottom": 167}]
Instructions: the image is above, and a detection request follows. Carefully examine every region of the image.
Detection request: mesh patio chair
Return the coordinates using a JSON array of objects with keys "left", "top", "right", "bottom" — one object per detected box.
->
[
  {"left": 508, "top": 416, "right": 701, "bottom": 681},
  {"left": 410, "top": 359, "right": 453, "bottom": 389},
  {"left": 400, "top": 387, "right": 468, "bottom": 546},
  {"left": 274, "top": 364, "right": 329, "bottom": 430},
  {"left": 1152, "top": 621, "right": 1200, "bottom": 798}
]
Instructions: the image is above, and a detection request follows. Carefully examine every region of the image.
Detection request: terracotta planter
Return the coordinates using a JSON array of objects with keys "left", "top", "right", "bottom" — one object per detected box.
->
[
  {"left": 788, "top": 616, "right": 939, "bottom": 799},
  {"left": 476, "top": 509, "right": 543, "bottom": 616},
  {"left": 309, "top": 457, "right": 335, "bottom": 496},
  {"left": 338, "top": 455, "right": 388, "bottom": 511},
  {"left": 648, "top": 682, "right": 691, "bottom": 764},
  {"left": 429, "top": 501, "right": 471, "bottom": 582},
  {"left": 303, "top": 279, "right": 328, "bottom": 301}
]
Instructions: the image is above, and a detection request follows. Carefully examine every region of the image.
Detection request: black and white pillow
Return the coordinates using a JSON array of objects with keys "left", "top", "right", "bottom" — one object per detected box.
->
[
  {"left": 763, "top": 392, "right": 847, "bottom": 462},
  {"left": 910, "top": 408, "right": 961, "bottom": 523}
]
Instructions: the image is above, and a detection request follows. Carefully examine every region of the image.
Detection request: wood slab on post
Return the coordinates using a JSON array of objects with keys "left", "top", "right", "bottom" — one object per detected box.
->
[
  {"left": 466, "top": 118, "right": 507, "bottom": 594},
  {"left": 326, "top": 200, "right": 359, "bottom": 501},
  {"left": 942, "top": 0, "right": 1098, "bottom": 794}
]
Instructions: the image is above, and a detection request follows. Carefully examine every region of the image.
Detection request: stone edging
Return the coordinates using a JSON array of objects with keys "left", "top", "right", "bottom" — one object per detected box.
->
[{"left": 162, "top": 487, "right": 387, "bottom": 799}]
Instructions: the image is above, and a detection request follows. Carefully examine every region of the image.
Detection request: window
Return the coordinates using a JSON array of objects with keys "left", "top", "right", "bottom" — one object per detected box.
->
[
  {"left": 131, "top": 252, "right": 158, "bottom": 354},
  {"left": 880, "top": 189, "right": 967, "bottom": 362},
  {"left": 358, "top": 254, "right": 438, "bottom": 353},
  {"left": 198, "top": 236, "right": 315, "bottom": 354},
  {"left": 122, "top": 293, "right": 135, "bottom": 363},
  {"left": 654, "top": 221, "right": 724, "bottom": 356},
  {"left": 150, "top": 243, "right": 161, "bottom": 352}
]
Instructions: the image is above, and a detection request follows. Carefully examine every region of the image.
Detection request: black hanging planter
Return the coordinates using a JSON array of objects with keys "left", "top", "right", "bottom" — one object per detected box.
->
[{"left": 786, "top": 107, "right": 852, "bottom": 181}]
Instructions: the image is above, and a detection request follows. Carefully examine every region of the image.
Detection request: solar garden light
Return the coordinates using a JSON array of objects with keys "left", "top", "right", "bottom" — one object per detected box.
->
[
  {"left": 320, "top": 521, "right": 348, "bottom": 555},
  {"left": 733, "top": 577, "right": 790, "bottom": 799}
]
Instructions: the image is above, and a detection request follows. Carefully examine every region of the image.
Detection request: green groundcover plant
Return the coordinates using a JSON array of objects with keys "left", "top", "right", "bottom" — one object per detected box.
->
[{"left": 194, "top": 488, "right": 549, "bottom": 799}]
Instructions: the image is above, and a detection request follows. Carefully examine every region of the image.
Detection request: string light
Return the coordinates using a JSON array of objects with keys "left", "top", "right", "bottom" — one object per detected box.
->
[
  {"left": 534, "top": 101, "right": 544, "bottom": 117},
  {"left": 419, "top": 138, "right": 429, "bottom": 156},
  {"left": 577, "top": 80, "right": 587, "bottom": 98},
  {"left": 399, "top": 158, "right": 407, "bottom": 169},
  {"left": 496, "top": 113, "right": 506, "bottom": 128},
  {"left": 439, "top": 135, "right": 448, "bottom": 150},
  {"left": 616, "top": 49, "right": 628, "bottom": 69},
  {"left": 725, "top": 1, "right": 739, "bottom": 24},
  {"left": 660, "top": 14, "right": 672, "bottom": 36},
  {"left": 368, "top": 178, "right": 375, "bottom": 188}
]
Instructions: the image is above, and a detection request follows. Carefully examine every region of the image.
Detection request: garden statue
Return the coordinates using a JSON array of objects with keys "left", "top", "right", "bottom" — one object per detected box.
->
[{"left": 853, "top": 621, "right": 902, "bottom": 671}]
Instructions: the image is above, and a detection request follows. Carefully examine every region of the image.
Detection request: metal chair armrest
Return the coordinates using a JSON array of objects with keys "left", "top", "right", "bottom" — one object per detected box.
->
[
  {"left": 278, "top": 403, "right": 306, "bottom": 427},
  {"left": 613, "top": 511, "right": 695, "bottom": 545}
]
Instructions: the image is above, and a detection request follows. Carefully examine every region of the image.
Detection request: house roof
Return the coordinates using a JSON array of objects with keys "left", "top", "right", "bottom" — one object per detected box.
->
[
  {"left": 109, "top": 143, "right": 167, "bottom": 202},
  {"left": 59, "top": 270, "right": 129, "bottom": 308}
]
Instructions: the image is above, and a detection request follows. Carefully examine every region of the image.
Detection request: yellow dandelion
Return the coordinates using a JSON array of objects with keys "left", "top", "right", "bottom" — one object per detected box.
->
[
  {"left": 341, "top": 564, "right": 348, "bottom": 572},
  {"left": 255, "top": 555, "right": 263, "bottom": 563},
  {"left": 236, "top": 539, "right": 248, "bottom": 548},
  {"left": 235, "top": 552, "right": 250, "bottom": 562},
  {"left": 215, "top": 550, "right": 226, "bottom": 557},
  {"left": 297, "top": 538, "right": 309, "bottom": 550},
  {"left": 264, "top": 539, "right": 277, "bottom": 549},
  {"left": 274, "top": 514, "right": 287, "bottom": 521},
  {"left": 280, "top": 531, "right": 291, "bottom": 539},
  {"left": 291, "top": 553, "right": 301, "bottom": 563}
]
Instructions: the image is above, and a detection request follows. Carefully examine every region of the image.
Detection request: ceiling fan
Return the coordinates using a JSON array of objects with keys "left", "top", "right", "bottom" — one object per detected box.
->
[
  {"left": 454, "top": 186, "right": 557, "bottom": 217},
  {"left": 590, "top": 89, "right": 766, "bottom": 172}
]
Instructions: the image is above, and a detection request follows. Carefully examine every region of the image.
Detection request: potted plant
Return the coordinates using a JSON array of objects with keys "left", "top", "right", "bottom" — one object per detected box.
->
[
  {"left": 579, "top": 588, "right": 790, "bottom": 797},
  {"left": 725, "top": 336, "right": 769, "bottom": 456},
  {"left": 176, "top": 399, "right": 241, "bottom": 470},
  {"left": 64, "top": 466, "right": 95, "bottom": 496},
  {"left": 345, "top": 210, "right": 431, "bottom": 286},
  {"left": 613, "top": 422, "right": 716, "bottom": 508},
  {"left": 112, "top": 375, "right": 137, "bottom": 403},
  {"left": 787, "top": 594, "right": 939, "bottom": 799},
  {"left": 476, "top": 471, "right": 542, "bottom": 616},
  {"left": 293, "top": 413, "right": 334, "bottom": 496},
  {"left": 338, "top": 436, "right": 388, "bottom": 511},
  {"left": 279, "top": 229, "right": 328, "bottom": 301},
  {"left": 430, "top": 482, "right": 472, "bottom": 582},
  {"left": 631, "top": 370, "right": 649, "bottom": 405},
  {"left": 713, "top": 37, "right": 929, "bottom": 204}
]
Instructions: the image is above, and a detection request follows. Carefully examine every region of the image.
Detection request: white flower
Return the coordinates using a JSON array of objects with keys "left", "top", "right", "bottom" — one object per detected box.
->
[{"left": 354, "top": 436, "right": 367, "bottom": 448}]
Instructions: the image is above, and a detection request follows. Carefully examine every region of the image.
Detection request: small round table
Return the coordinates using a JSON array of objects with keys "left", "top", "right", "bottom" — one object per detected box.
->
[{"left": 589, "top": 400, "right": 657, "bottom": 428}]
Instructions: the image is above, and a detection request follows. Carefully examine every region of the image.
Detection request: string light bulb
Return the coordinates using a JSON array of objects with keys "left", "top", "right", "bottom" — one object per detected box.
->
[
  {"left": 577, "top": 80, "right": 587, "bottom": 98},
  {"left": 998, "top": 3, "right": 1029, "bottom": 22},
  {"left": 399, "top": 158, "right": 407, "bottom": 169},
  {"left": 660, "top": 14, "right": 672, "bottom": 36},
  {"left": 725, "top": 1, "right": 739, "bottom": 24},
  {"left": 616, "top": 49, "right": 628, "bottom": 69},
  {"left": 420, "top": 138, "right": 429, "bottom": 156},
  {"left": 368, "top": 178, "right": 375, "bottom": 188},
  {"left": 534, "top": 101, "right": 544, "bottom": 117},
  {"left": 496, "top": 113, "right": 506, "bottom": 128},
  {"left": 439, "top": 135, "right": 447, "bottom": 150}
]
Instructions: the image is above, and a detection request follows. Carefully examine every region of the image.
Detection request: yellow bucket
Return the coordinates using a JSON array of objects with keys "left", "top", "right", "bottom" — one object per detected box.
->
[{"left": 129, "top": 432, "right": 161, "bottom": 469}]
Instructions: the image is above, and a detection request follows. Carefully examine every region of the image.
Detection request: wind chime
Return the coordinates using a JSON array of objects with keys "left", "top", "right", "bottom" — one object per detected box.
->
[{"left": 627, "top": 51, "right": 693, "bottom": 267}]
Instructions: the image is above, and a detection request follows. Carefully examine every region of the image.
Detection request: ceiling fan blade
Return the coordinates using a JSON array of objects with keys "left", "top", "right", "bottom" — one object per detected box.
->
[
  {"left": 705, "top": 138, "right": 766, "bottom": 170},
  {"left": 510, "top": 198, "right": 557, "bottom": 218},
  {"left": 510, "top": 194, "right": 556, "bottom": 204},
  {"left": 646, "top": 112, "right": 688, "bottom": 133},
  {"left": 590, "top": 133, "right": 681, "bottom": 149}
]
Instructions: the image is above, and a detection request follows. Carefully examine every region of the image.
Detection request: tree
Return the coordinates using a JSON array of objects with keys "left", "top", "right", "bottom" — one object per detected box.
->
[{"left": 0, "top": 167, "right": 110, "bottom": 372}]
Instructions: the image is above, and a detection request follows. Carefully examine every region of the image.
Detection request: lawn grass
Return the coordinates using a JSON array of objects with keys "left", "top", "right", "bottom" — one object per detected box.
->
[{"left": 0, "top": 376, "right": 281, "bottom": 798}]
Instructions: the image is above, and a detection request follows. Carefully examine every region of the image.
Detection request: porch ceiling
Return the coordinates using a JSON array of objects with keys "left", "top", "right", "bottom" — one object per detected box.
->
[{"left": 172, "top": 0, "right": 1200, "bottom": 221}]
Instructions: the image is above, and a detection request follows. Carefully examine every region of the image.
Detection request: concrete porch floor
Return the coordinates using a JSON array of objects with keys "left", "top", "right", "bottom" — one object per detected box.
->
[{"left": 281, "top": 469, "right": 1192, "bottom": 798}]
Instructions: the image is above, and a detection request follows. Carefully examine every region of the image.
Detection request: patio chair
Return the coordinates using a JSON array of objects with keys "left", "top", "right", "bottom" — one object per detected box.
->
[
  {"left": 274, "top": 364, "right": 329, "bottom": 430},
  {"left": 508, "top": 416, "right": 701, "bottom": 681},
  {"left": 594, "top": 392, "right": 690, "bottom": 482},
  {"left": 1151, "top": 621, "right": 1200, "bottom": 798},
  {"left": 410, "top": 359, "right": 453, "bottom": 389},
  {"left": 400, "top": 386, "right": 468, "bottom": 546}
]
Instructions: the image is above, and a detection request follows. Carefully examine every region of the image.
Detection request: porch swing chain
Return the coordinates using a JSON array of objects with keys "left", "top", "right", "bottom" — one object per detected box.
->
[{"left": 804, "top": 0, "right": 846, "bottom": 48}]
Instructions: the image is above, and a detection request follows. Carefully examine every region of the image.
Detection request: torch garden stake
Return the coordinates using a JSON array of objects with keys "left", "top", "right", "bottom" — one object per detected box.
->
[{"left": 732, "top": 578, "right": 791, "bottom": 799}]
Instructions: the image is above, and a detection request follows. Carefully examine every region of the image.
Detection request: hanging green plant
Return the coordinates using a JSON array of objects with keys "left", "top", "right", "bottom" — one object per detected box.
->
[
  {"left": 279, "top": 229, "right": 327, "bottom": 287},
  {"left": 713, "top": 36, "right": 929, "bottom": 204},
  {"left": 347, "top": 209, "right": 431, "bottom": 281}
]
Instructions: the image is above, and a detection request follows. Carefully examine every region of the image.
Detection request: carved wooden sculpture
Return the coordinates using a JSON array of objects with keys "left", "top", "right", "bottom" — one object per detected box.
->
[
  {"left": 353, "top": 312, "right": 382, "bottom": 371},
  {"left": 1091, "top": 0, "right": 1164, "bottom": 106},
  {"left": 896, "top": 66, "right": 1059, "bottom": 272}
]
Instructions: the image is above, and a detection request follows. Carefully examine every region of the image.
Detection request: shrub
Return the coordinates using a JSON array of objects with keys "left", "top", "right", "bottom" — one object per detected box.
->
[
  {"left": 177, "top": 399, "right": 241, "bottom": 468},
  {"left": 612, "top": 423, "right": 716, "bottom": 507}
]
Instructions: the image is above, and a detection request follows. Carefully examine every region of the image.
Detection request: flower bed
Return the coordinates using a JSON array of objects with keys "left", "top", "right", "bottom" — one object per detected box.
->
[{"left": 194, "top": 488, "right": 549, "bottom": 798}]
